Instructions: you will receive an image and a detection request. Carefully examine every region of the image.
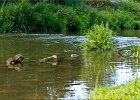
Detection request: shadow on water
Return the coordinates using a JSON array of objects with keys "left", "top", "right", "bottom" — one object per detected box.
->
[{"left": 0, "top": 31, "right": 140, "bottom": 99}]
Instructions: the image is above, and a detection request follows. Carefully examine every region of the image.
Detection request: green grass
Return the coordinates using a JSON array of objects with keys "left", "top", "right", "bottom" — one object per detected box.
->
[{"left": 92, "top": 78, "right": 140, "bottom": 100}]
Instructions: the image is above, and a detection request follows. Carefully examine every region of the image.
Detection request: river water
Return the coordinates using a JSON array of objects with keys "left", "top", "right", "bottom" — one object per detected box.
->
[{"left": 0, "top": 30, "right": 140, "bottom": 100}]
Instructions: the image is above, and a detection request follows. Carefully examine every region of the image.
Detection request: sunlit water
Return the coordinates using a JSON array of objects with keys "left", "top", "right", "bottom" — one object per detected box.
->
[{"left": 0, "top": 31, "right": 140, "bottom": 100}]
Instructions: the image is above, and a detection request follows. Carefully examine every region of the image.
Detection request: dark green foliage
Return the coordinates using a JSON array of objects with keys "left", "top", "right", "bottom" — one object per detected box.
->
[
  {"left": 0, "top": 3, "right": 15, "bottom": 32},
  {"left": 133, "top": 21, "right": 140, "bottom": 29},
  {"left": 0, "top": 1, "right": 67, "bottom": 33},
  {"left": 118, "top": 0, "right": 140, "bottom": 14},
  {"left": 66, "top": 14, "right": 82, "bottom": 32},
  {"left": 0, "top": 0, "right": 139, "bottom": 33},
  {"left": 0, "top": 1, "right": 90, "bottom": 33},
  {"left": 90, "top": 10, "right": 135, "bottom": 30},
  {"left": 50, "top": 0, "right": 81, "bottom": 6}
]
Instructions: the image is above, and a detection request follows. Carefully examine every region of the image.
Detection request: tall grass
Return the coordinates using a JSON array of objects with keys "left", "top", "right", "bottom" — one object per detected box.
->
[
  {"left": 0, "top": 0, "right": 139, "bottom": 33},
  {"left": 84, "top": 23, "right": 113, "bottom": 51},
  {"left": 0, "top": 1, "right": 93, "bottom": 33}
]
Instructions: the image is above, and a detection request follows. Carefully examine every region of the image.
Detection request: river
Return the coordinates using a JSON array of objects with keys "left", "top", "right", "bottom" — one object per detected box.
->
[{"left": 0, "top": 30, "right": 140, "bottom": 99}]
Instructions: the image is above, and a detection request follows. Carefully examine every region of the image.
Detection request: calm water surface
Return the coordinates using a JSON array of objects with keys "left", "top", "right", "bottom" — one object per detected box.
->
[{"left": 0, "top": 31, "right": 140, "bottom": 100}]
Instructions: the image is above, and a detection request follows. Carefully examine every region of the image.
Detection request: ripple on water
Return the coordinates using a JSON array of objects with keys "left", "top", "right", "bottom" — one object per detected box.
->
[
  {"left": 114, "top": 36, "right": 140, "bottom": 48},
  {"left": 0, "top": 34, "right": 140, "bottom": 99}
]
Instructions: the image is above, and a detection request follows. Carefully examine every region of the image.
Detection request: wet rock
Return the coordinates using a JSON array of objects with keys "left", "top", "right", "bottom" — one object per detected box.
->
[
  {"left": 70, "top": 54, "right": 79, "bottom": 58},
  {"left": 14, "top": 54, "right": 24, "bottom": 63},
  {"left": 7, "top": 63, "right": 23, "bottom": 71},
  {"left": 6, "top": 54, "right": 24, "bottom": 66},
  {"left": 47, "top": 61, "right": 58, "bottom": 66},
  {"left": 6, "top": 57, "right": 15, "bottom": 66},
  {"left": 39, "top": 58, "right": 47, "bottom": 63},
  {"left": 39, "top": 55, "right": 58, "bottom": 65},
  {"left": 47, "top": 55, "right": 58, "bottom": 62}
]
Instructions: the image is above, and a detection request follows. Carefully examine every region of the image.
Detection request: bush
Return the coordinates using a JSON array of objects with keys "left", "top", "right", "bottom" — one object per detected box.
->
[
  {"left": 133, "top": 21, "right": 140, "bottom": 29},
  {"left": 84, "top": 23, "right": 113, "bottom": 51},
  {"left": 0, "top": 1, "right": 68, "bottom": 33},
  {"left": 51, "top": 4, "right": 89, "bottom": 32},
  {"left": 0, "top": 0, "right": 139, "bottom": 33},
  {"left": 0, "top": 3, "right": 16, "bottom": 33},
  {"left": 90, "top": 10, "right": 135, "bottom": 30},
  {"left": 50, "top": 0, "right": 82, "bottom": 6},
  {"left": 74, "top": 4, "right": 94, "bottom": 31},
  {"left": 118, "top": 0, "right": 140, "bottom": 14}
]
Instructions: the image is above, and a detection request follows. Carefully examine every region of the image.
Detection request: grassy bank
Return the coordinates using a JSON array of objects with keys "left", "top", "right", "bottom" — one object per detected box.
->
[
  {"left": 0, "top": 0, "right": 139, "bottom": 33},
  {"left": 92, "top": 78, "right": 140, "bottom": 99}
]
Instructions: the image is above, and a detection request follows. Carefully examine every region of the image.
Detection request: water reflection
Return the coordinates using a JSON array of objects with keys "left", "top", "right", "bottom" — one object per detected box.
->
[
  {"left": 81, "top": 51, "right": 116, "bottom": 87},
  {"left": 0, "top": 33, "right": 140, "bottom": 99},
  {"left": 7, "top": 63, "right": 23, "bottom": 71},
  {"left": 82, "top": 50, "right": 140, "bottom": 87},
  {"left": 64, "top": 81, "right": 89, "bottom": 100}
]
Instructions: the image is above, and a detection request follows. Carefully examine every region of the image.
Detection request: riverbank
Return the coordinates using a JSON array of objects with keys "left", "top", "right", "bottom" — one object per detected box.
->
[
  {"left": 0, "top": 0, "right": 139, "bottom": 33},
  {"left": 92, "top": 78, "right": 140, "bottom": 99}
]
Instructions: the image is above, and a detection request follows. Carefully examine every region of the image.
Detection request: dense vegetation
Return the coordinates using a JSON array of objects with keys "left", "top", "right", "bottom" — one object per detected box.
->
[{"left": 0, "top": 0, "right": 139, "bottom": 33}]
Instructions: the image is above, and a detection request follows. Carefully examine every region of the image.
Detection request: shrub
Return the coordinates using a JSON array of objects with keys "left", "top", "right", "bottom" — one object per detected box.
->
[
  {"left": 66, "top": 15, "right": 82, "bottom": 32},
  {"left": 52, "top": 4, "right": 85, "bottom": 32},
  {"left": 50, "top": 0, "right": 81, "bottom": 6},
  {"left": 118, "top": 0, "right": 140, "bottom": 14},
  {"left": 90, "top": 10, "right": 135, "bottom": 30},
  {"left": 0, "top": 3, "right": 16, "bottom": 33},
  {"left": 13, "top": 1, "right": 33, "bottom": 32},
  {"left": 0, "top": 0, "right": 139, "bottom": 33},
  {"left": 74, "top": 4, "right": 94, "bottom": 31},
  {"left": 0, "top": 1, "right": 67, "bottom": 33},
  {"left": 133, "top": 21, "right": 140, "bottom": 29},
  {"left": 84, "top": 23, "right": 113, "bottom": 51}
]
